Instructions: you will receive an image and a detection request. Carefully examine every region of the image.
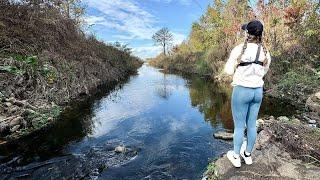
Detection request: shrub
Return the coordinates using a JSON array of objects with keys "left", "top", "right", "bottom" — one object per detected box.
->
[{"left": 277, "top": 70, "right": 319, "bottom": 102}]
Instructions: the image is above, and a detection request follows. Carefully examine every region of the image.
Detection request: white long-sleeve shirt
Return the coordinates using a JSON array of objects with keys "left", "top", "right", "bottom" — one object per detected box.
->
[{"left": 224, "top": 43, "right": 271, "bottom": 88}]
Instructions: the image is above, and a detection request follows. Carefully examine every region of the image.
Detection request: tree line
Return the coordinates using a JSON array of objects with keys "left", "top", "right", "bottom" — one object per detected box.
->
[{"left": 149, "top": 0, "right": 319, "bottom": 102}]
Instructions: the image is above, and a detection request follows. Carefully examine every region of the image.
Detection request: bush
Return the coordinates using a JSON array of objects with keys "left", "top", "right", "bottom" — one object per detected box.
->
[
  {"left": 276, "top": 70, "right": 319, "bottom": 102},
  {"left": 196, "top": 59, "right": 212, "bottom": 76}
]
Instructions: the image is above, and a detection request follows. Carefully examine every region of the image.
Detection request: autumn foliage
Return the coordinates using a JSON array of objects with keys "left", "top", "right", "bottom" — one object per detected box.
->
[{"left": 149, "top": 0, "right": 319, "bottom": 102}]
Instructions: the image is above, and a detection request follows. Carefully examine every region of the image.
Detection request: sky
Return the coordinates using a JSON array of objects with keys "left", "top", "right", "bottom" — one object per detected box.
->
[{"left": 83, "top": 0, "right": 212, "bottom": 59}]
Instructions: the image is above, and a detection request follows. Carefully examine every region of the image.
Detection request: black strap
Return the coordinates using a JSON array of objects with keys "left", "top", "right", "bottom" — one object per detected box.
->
[
  {"left": 238, "top": 61, "right": 263, "bottom": 66},
  {"left": 238, "top": 44, "right": 263, "bottom": 67},
  {"left": 254, "top": 44, "right": 262, "bottom": 64}
]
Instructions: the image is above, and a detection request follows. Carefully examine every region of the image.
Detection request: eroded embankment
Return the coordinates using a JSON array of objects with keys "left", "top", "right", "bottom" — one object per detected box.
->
[{"left": 0, "top": 2, "right": 142, "bottom": 142}]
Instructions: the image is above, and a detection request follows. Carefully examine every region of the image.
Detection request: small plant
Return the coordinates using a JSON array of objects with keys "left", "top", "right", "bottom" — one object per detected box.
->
[
  {"left": 312, "top": 128, "right": 320, "bottom": 136},
  {"left": 27, "top": 104, "right": 61, "bottom": 129},
  {"left": 40, "top": 64, "right": 57, "bottom": 84},
  {"left": 14, "top": 55, "right": 38, "bottom": 66},
  {"left": 205, "top": 162, "right": 219, "bottom": 180},
  {"left": 0, "top": 65, "right": 25, "bottom": 75}
]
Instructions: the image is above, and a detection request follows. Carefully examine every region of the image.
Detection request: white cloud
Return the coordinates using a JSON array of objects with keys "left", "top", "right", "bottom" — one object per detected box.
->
[
  {"left": 151, "top": 0, "right": 192, "bottom": 5},
  {"left": 112, "top": 34, "right": 136, "bottom": 40},
  {"left": 172, "top": 32, "right": 186, "bottom": 45},
  {"left": 133, "top": 46, "right": 162, "bottom": 59},
  {"left": 84, "top": 0, "right": 157, "bottom": 39},
  {"left": 84, "top": 15, "right": 105, "bottom": 25},
  {"left": 132, "top": 32, "right": 186, "bottom": 59},
  {"left": 83, "top": 0, "right": 187, "bottom": 59}
]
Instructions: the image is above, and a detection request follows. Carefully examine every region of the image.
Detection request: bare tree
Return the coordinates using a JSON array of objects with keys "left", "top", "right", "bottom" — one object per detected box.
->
[{"left": 152, "top": 27, "right": 173, "bottom": 55}]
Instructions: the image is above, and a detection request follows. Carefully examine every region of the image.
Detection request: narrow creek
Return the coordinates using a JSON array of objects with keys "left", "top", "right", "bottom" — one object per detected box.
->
[{"left": 0, "top": 64, "right": 296, "bottom": 179}]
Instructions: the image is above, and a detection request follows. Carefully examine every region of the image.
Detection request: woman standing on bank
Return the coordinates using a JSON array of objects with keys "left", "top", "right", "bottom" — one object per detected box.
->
[{"left": 224, "top": 20, "right": 271, "bottom": 168}]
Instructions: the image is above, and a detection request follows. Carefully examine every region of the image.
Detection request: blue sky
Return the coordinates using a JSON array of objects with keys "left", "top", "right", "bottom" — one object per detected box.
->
[{"left": 83, "top": 0, "right": 212, "bottom": 59}]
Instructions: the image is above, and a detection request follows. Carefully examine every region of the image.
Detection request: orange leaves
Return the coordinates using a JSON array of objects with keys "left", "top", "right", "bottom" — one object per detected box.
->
[{"left": 284, "top": 6, "right": 304, "bottom": 26}]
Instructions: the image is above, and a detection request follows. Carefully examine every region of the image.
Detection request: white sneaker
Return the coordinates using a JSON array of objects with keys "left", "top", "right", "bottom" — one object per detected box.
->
[
  {"left": 240, "top": 141, "right": 253, "bottom": 165},
  {"left": 226, "top": 151, "right": 241, "bottom": 168}
]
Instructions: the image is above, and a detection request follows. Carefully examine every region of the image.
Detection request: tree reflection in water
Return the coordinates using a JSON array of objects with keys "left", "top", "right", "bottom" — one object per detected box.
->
[
  {"left": 187, "top": 77, "right": 234, "bottom": 130},
  {"left": 156, "top": 74, "right": 172, "bottom": 100}
]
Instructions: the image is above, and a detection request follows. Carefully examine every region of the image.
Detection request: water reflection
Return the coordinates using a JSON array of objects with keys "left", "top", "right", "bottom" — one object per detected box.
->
[
  {"left": 0, "top": 64, "right": 297, "bottom": 179},
  {"left": 155, "top": 74, "right": 173, "bottom": 100},
  {"left": 187, "top": 77, "right": 234, "bottom": 130}
]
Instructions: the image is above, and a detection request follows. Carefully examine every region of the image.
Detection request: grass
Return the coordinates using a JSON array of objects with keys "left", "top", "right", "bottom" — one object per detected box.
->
[
  {"left": 6, "top": 105, "right": 62, "bottom": 140},
  {"left": 204, "top": 162, "right": 219, "bottom": 180}
]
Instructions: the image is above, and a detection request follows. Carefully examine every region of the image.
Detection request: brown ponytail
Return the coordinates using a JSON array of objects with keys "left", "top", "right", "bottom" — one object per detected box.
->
[
  {"left": 259, "top": 36, "right": 269, "bottom": 67},
  {"left": 236, "top": 37, "right": 248, "bottom": 65}
]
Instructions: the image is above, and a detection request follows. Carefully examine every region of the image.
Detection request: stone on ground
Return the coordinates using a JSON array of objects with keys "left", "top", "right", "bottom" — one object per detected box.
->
[{"left": 213, "top": 131, "right": 233, "bottom": 140}]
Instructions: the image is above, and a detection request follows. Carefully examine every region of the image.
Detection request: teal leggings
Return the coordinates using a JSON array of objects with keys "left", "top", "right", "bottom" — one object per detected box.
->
[{"left": 231, "top": 85, "right": 263, "bottom": 155}]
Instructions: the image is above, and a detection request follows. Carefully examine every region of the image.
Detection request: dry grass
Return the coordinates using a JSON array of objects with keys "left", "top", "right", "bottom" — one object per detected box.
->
[{"left": 0, "top": 1, "right": 142, "bottom": 138}]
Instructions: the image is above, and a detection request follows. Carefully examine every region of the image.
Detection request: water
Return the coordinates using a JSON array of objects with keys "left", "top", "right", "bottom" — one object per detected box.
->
[{"left": 0, "top": 64, "right": 296, "bottom": 179}]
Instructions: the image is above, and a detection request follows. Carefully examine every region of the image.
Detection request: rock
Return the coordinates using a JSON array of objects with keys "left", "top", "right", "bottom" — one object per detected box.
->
[
  {"left": 305, "top": 92, "right": 320, "bottom": 112},
  {"left": 257, "top": 119, "right": 264, "bottom": 126},
  {"left": 308, "top": 124, "right": 317, "bottom": 128},
  {"left": 303, "top": 114, "right": 311, "bottom": 121},
  {"left": 309, "top": 119, "right": 316, "bottom": 124},
  {"left": 257, "top": 118, "right": 264, "bottom": 126},
  {"left": 0, "top": 115, "right": 5, "bottom": 123},
  {"left": 213, "top": 131, "right": 233, "bottom": 140},
  {"left": 24, "top": 108, "right": 36, "bottom": 115},
  {"left": 8, "top": 106, "right": 19, "bottom": 114},
  {"left": 114, "top": 146, "right": 126, "bottom": 153},
  {"left": 255, "top": 129, "right": 271, "bottom": 150},
  {"left": 4, "top": 102, "right": 12, "bottom": 107},
  {"left": 315, "top": 91, "right": 320, "bottom": 100},
  {"left": 7, "top": 97, "right": 15, "bottom": 102},
  {"left": 269, "top": 116, "right": 275, "bottom": 121},
  {"left": 277, "top": 116, "right": 289, "bottom": 122},
  {"left": 291, "top": 118, "right": 300, "bottom": 124},
  {"left": 0, "top": 122, "right": 9, "bottom": 132},
  {"left": 9, "top": 116, "right": 22, "bottom": 127},
  {"left": 10, "top": 124, "right": 20, "bottom": 132},
  {"left": 201, "top": 176, "right": 208, "bottom": 180},
  {"left": 47, "top": 117, "right": 53, "bottom": 122},
  {"left": 304, "top": 112, "right": 320, "bottom": 125},
  {"left": 308, "top": 112, "right": 320, "bottom": 120}
]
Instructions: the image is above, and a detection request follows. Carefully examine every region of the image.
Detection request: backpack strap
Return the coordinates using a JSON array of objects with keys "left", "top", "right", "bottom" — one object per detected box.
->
[
  {"left": 237, "top": 44, "right": 264, "bottom": 67},
  {"left": 254, "top": 44, "right": 261, "bottom": 64}
]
